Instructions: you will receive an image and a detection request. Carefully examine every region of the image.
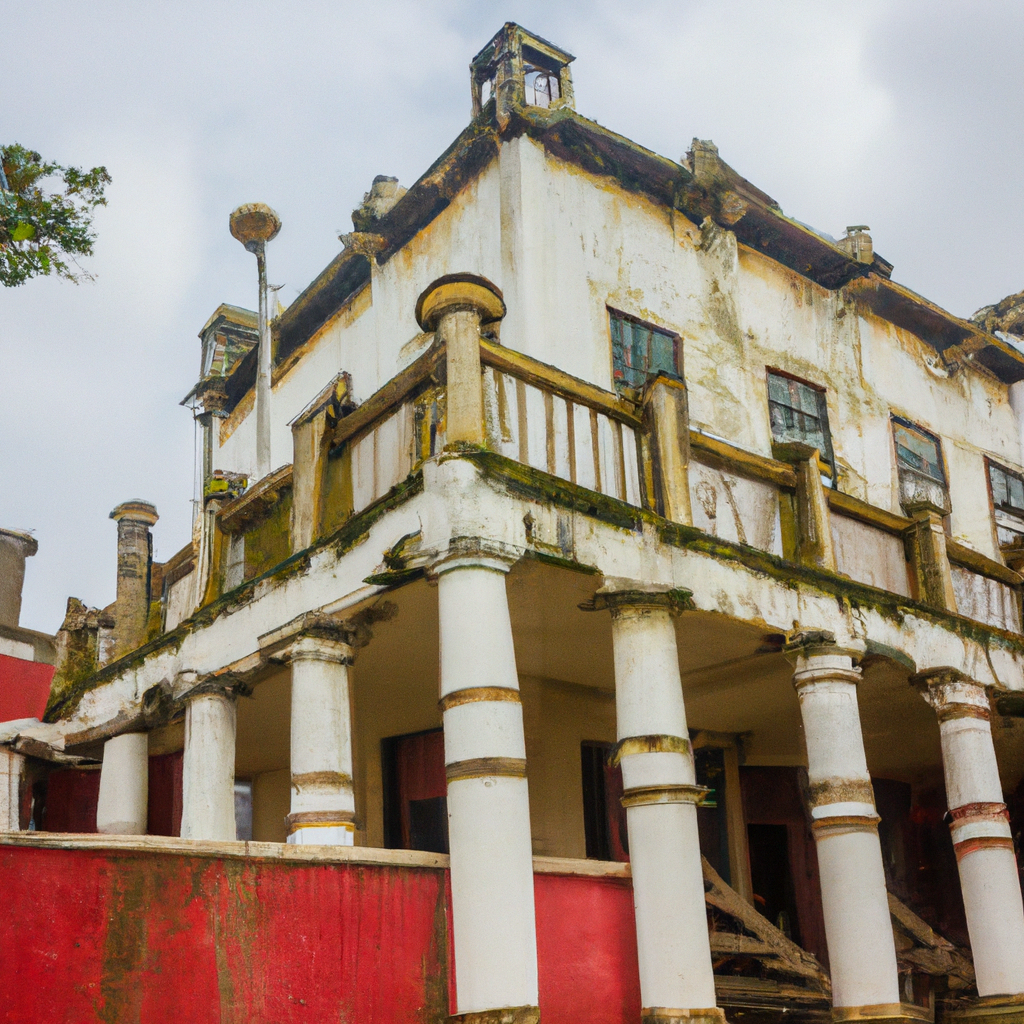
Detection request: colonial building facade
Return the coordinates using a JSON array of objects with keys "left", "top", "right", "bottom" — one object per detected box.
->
[{"left": 3, "top": 24, "right": 1024, "bottom": 1024}]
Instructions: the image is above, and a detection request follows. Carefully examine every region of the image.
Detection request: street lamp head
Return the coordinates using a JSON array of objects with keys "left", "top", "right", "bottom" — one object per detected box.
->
[{"left": 229, "top": 203, "right": 281, "bottom": 254}]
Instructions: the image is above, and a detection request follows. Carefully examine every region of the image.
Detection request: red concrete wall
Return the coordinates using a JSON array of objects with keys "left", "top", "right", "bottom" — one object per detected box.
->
[
  {"left": 0, "top": 652, "right": 55, "bottom": 721},
  {"left": 0, "top": 845, "right": 642, "bottom": 1024}
]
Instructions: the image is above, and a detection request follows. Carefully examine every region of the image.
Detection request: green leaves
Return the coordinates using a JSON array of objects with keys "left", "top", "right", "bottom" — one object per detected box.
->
[{"left": 0, "top": 143, "right": 111, "bottom": 287}]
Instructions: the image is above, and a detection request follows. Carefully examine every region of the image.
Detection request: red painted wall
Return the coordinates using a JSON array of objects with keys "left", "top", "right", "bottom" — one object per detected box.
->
[
  {"left": 0, "top": 846, "right": 642, "bottom": 1024},
  {"left": 0, "top": 652, "right": 55, "bottom": 721},
  {"left": 43, "top": 769, "right": 100, "bottom": 832}
]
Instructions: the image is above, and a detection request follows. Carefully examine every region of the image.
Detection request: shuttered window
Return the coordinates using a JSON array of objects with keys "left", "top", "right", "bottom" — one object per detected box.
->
[
  {"left": 766, "top": 371, "right": 834, "bottom": 475},
  {"left": 609, "top": 310, "right": 679, "bottom": 393}
]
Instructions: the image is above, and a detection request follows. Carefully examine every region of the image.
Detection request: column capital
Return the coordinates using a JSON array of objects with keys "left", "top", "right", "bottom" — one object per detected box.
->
[
  {"left": 415, "top": 272, "right": 505, "bottom": 332},
  {"left": 260, "top": 612, "right": 367, "bottom": 663},
  {"left": 428, "top": 536, "right": 521, "bottom": 578},
  {"left": 911, "top": 668, "right": 991, "bottom": 720},
  {"left": 784, "top": 630, "right": 864, "bottom": 682},
  {"left": 581, "top": 582, "right": 693, "bottom": 616},
  {"left": 109, "top": 500, "right": 159, "bottom": 526}
]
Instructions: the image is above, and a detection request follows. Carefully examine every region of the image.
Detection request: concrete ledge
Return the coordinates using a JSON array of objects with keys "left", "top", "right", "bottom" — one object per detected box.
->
[{"left": 0, "top": 832, "right": 632, "bottom": 877}]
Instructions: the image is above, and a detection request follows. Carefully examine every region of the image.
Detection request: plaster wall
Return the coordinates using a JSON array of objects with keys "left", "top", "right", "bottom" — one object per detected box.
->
[
  {"left": 490, "top": 138, "right": 1018, "bottom": 559},
  {"left": 214, "top": 136, "right": 1018, "bottom": 566}
]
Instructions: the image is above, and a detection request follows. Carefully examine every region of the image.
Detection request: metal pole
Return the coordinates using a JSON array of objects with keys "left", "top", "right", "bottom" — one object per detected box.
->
[{"left": 255, "top": 241, "right": 271, "bottom": 479}]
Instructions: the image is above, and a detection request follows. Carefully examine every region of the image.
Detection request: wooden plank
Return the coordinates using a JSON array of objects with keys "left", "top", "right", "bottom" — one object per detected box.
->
[
  {"left": 480, "top": 338, "right": 642, "bottom": 427},
  {"left": 219, "top": 464, "right": 294, "bottom": 531},
  {"left": 946, "top": 537, "right": 1022, "bottom": 587},
  {"left": 702, "top": 857, "right": 830, "bottom": 986},
  {"left": 828, "top": 489, "right": 912, "bottom": 534},
  {"left": 328, "top": 341, "right": 443, "bottom": 452},
  {"left": 690, "top": 431, "right": 798, "bottom": 489}
]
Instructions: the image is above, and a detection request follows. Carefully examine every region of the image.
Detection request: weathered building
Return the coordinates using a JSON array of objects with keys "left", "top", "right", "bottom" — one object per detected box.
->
[{"left": 3, "top": 23, "right": 1024, "bottom": 1024}]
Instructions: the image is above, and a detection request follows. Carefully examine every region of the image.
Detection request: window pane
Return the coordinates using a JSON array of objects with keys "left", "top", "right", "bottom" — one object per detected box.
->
[
  {"left": 650, "top": 331, "right": 676, "bottom": 378},
  {"left": 893, "top": 422, "right": 944, "bottom": 483},
  {"left": 991, "top": 464, "right": 1008, "bottom": 505},
  {"left": 609, "top": 311, "right": 677, "bottom": 391},
  {"left": 1010, "top": 473, "right": 1024, "bottom": 511}
]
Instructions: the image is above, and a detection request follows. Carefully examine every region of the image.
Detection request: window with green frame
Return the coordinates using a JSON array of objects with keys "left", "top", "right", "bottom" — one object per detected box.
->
[
  {"left": 766, "top": 371, "right": 835, "bottom": 475},
  {"left": 609, "top": 309, "right": 679, "bottom": 393}
]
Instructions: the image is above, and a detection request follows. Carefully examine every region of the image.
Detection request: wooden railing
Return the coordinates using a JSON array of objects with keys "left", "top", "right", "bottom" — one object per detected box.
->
[
  {"left": 197, "top": 330, "right": 1022, "bottom": 636},
  {"left": 480, "top": 339, "right": 643, "bottom": 507}
]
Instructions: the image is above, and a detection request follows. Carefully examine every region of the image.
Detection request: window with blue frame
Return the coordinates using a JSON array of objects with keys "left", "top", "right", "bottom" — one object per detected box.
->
[{"left": 609, "top": 309, "right": 679, "bottom": 393}]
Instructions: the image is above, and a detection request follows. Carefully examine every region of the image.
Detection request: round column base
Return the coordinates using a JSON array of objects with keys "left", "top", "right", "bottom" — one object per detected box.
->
[
  {"left": 641, "top": 1008, "right": 726, "bottom": 1024},
  {"left": 832, "top": 1003, "right": 933, "bottom": 1024},
  {"left": 287, "top": 825, "right": 354, "bottom": 846},
  {"left": 449, "top": 1007, "right": 540, "bottom": 1024},
  {"left": 944, "top": 995, "right": 1024, "bottom": 1024}
]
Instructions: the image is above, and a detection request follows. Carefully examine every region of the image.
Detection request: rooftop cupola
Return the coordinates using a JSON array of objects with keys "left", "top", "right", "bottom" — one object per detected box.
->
[{"left": 471, "top": 23, "right": 575, "bottom": 128}]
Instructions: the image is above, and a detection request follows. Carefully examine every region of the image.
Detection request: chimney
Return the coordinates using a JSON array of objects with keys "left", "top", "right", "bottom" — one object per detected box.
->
[
  {"left": 109, "top": 501, "right": 159, "bottom": 659},
  {"left": 838, "top": 225, "right": 873, "bottom": 264},
  {"left": 0, "top": 529, "right": 38, "bottom": 628},
  {"left": 351, "top": 176, "right": 407, "bottom": 233}
]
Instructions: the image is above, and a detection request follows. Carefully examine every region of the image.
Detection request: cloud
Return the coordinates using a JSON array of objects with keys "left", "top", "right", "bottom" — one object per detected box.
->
[{"left": 2, "top": 0, "right": 1022, "bottom": 631}]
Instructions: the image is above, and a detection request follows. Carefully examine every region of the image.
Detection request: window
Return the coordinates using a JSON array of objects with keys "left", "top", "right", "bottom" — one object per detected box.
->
[
  {"left": 987, "top": 459, "right": 1024, "bottom": 547},
  {"left": 609, "top": 309, "right": 680, "bottom": 393},
  {"left": 893, "top": 419, "right": 945, "bottom": 485},
  {"left": 892, "top": 417, "right": 949, "bottom": 514},
  {"left": 766, "top": 371, "right": 834, "bottom": 476},
  {"left": 524, "top": 67, "right": 559, "bottom": 107}
]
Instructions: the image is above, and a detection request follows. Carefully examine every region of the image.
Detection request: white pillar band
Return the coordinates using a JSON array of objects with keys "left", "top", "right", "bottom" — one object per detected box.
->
[
  {"left": 915, "top": 669, "right": 1024, "bottom": 998},
  {"left": 599, "top": 588, "right": 722, "bottom": 1021},
  {"left": 787, "top": 632, "right": 902, "bottom": 1013},
  {"left": 435, "top": 547, "right": 539, "bottom": 1020}
]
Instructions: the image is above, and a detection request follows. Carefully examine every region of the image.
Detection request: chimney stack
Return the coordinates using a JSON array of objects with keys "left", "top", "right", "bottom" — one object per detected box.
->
[
  {"left": 109, "top": 501, "right": 159, "bottom": 659},
  {"left": 839, "top": 225, "right": 873, "bottom": 264},
  {"left": 0, "top": 529, "right": 38, "bottom": 628}
]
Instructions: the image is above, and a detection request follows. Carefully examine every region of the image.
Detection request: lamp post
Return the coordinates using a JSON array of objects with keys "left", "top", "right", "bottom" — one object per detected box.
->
[{"left": 229, "top": 203, "right": 281, "bottom": 481}]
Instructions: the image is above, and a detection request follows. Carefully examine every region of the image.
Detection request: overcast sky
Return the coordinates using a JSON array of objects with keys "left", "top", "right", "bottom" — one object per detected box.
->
[{"left": 3, "top": 0, "right": 1022, "bottom": 634}]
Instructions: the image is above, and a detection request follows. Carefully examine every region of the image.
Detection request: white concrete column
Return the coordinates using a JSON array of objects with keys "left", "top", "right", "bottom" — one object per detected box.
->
[
  {"left": 0, "top": 748, "right": 25, "bottom": 830},
  {"left": 434, "top": 544, "right": 539, "bottom": 1024},
  {"left": 96, "top": 732, "right": 149, "bottom": 835},
  {"left": 787, "top": 632, "right": 903, "bottom": 1019},
  {"left": 180, "top": 691, "right": 236, "bottom": 841},
  {"left": 915, "top": 669, "right": 1024, "bottom": 998},
  {"left": 601, "top": 588, "right": 723, "bottom": 1024},
  {"left": 284, "top": 633, "right": 356, "bottom": 845}
]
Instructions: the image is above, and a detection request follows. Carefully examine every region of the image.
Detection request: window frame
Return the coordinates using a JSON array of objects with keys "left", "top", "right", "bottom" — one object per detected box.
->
[
  {"left": 607, "top": 307, "right": 682, "bottom": 395},
  {"left": 891, "top": 415, "right": 948, "bottom": 487},
  {"left": 985, "top": 457, "right": 1024, "bottom": 521},
  {"left": 765, "top": 367, "right": 836, "bottom": 479}
]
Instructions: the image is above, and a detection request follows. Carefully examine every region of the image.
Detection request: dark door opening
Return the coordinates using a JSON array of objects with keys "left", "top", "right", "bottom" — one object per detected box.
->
[
  {"left": 747, "top": 822, "right": 801, "bottom": 944},
  {"left": 581, "top": 741, "right": 629, "bottom": 861},
  {"left": 382, "top": 728, "right": 449, "bottom": 854}
]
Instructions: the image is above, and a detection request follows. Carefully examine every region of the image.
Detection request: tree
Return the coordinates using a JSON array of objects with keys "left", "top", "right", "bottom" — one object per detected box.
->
[{"left": 0, "top": 144, "right": 111, "bottom": 287}]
